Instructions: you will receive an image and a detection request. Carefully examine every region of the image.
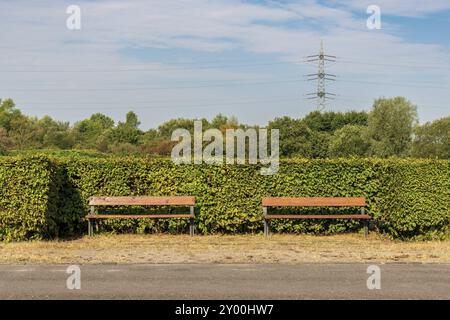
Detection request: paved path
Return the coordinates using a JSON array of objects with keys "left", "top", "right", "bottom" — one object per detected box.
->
[{"left": 0, "top": 263, "right": 449, "bottom": 299}]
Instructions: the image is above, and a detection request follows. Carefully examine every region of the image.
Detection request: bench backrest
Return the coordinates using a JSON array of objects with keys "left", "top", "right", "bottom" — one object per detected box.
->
[
  {"left": 89, "top": 196, "right": 195, "bottom": 206},
  {"left": 262, "top": 197, "right": 365, "bottom": 207}
]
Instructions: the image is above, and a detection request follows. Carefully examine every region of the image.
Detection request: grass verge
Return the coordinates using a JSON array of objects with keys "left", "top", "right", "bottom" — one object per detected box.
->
[{"left": 1, "top": 234, "right": 449, "bottom": 264}]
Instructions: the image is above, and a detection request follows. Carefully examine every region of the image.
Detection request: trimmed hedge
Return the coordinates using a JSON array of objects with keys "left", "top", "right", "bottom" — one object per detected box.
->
[
  {"left": 376, "top": 160, "right": 450, "bottom": 239},
  {"left": 0, "top": 157, "right": 58, "bottom": 241},
  {"left": 0, "top": 156, "right": 448, "bottom": 240}
]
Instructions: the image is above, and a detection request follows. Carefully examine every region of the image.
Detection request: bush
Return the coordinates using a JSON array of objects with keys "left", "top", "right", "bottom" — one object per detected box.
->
[
  {"left": 376, "top": 159, "right": 450, "bottom": 239},
  {"left": 0, "top": 156, "right": 448, "bottom": 240},
  {"left": 329, "top": 125, "right": 370, "bottom": 157},
  {"left": 0, "top": 156, "right": 58, "bottom": 241}
]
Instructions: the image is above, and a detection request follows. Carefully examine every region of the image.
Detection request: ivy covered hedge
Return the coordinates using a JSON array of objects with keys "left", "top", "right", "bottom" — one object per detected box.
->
[{"left": 0, "top": 156, "right": 448, "bottom": 240}]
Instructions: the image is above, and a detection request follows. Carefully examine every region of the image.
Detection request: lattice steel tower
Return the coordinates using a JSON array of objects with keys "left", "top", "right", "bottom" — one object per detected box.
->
[{"left": 305, "top": 41, "right": 336, "bottom": 110}]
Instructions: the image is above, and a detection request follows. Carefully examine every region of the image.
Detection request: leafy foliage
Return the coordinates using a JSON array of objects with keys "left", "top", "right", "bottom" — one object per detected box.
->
[
  {"left": 376, "top": 159, "right": 450, "bottom": 239},
  {"left": 329, "top": 125, "right": 370, "bottom": 157},
  {"left": 303, "top": 110, "right": 368, "bottom": 132},
  {"left": 1, "top": 156, "right": 447, "bottom": 240},
  {"left": 412, "top": 117, "right": 450, "bottom": 159},
  {"left": 367, "top": 97, "right": 418, "bottom": 157},
  {"left": 0, "top": 156, "right": 58, "bottom": 241},
  {"left": 0, "top": 97, "right": 446, "bottom": 159}
]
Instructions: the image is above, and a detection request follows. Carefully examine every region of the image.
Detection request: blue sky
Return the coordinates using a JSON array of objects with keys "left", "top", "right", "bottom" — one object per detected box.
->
[{"left": 0, "top": 0, "right": 449, "bottom": 129}]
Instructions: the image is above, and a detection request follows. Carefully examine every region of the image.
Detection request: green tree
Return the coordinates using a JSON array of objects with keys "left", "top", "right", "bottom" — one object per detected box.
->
[
  {"left": 412, "top": 117, "right": 450, "bottom": 159},
  {"left": 367, "top": 97, "right": 418, "bottom": 157},
  {"left": 73, "top": 113, "right": 115, "bottom": 149},
  {"left": 125, "top": 111, "right": 140, "bottom": 128},
  {"left": 268, "top": 116, "right": 313, "bottom": 157},
  {"left": 208, "top": 114, "right": 239, "bottom": 131},
  {"left": 307, "top": 130, "right": 330, "bottom": 158},
  {"left": 38, "top": 116, "right": 73, "bottom": 149},
  {"left": 303, "top": 110, "right": 368, "bottom": 132},
  {"left": 0, "top": 127, "right": 12, "bottom": 153},
  {"left": 157, "top": 118, "right": 195, "bottom": 138},
  {"left": 9, "top": 116, "right": 42, "bottom": 149},
  {"left": 110, "top": 111, "right": 142, "bottom": 145},
  {"left": 0, "top": 99, "right": 23, "bottom": 131},
  {"left": 329, "top": 125, "right": 370, "bottom": 157}
]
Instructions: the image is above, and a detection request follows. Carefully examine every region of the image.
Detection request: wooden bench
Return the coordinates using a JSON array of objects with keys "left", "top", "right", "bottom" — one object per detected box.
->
[
  {"left": 262, "top": 197, "right": 370, "bottom": 237},
  {"left": 87, "top": 196, "right": 196, "bottom": 236}
]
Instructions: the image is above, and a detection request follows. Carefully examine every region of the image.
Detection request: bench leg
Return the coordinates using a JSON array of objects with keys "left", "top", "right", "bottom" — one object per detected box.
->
[
  {"left": 263, "top": 206, "right": 269, "bottom": 236},
  {"left": 360, "top": 207, "right": 368, "bottom": 238},
  {"left": 89, "top": 205, "right": 96, "bottom": 236},
  {"left": 189, "top": 218, "right": 194, "bottom": 236},
  {"left": 264, "top": 220, "right": 269, "bottom": 236},
  {"left": 88, "top": 219, "right": 93, "bottom": 236},
  {"left": 189, "top": 206, "right": 194, "bottom": 236},
  {"left": 364, "top": 220, "right": 369, "bottom": 238}
]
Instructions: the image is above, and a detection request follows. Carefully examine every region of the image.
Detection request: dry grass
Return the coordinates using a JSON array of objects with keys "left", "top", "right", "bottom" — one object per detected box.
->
[{"left": 1, "top": 233, "right": 449, "bottom": 264}]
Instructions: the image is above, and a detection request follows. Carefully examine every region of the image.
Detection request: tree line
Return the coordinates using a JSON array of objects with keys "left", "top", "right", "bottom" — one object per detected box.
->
[{"left": 0, "top": 96, "right": 448, "bottom": 158}]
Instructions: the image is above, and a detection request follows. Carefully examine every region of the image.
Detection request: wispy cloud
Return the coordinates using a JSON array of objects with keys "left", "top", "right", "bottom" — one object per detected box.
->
[{"left": 331, "top": 0, "right": 450, "bottom": 17}]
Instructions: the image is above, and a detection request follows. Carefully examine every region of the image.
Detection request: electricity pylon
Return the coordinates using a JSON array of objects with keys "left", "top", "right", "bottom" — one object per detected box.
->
[{"left": 305, "top": 41, "right": 336, "bottom": 110}]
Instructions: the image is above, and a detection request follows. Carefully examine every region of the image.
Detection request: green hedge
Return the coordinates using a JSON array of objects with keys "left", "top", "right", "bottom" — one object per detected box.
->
[
  {"left": 376, "top": 160, "right": 449, "bottom": 239},
  {"left": 0, "top": 156, "right": 448, "bottom": 240},
  {"left": 0, "top": 157, "right": 58, "bottom": 241}
]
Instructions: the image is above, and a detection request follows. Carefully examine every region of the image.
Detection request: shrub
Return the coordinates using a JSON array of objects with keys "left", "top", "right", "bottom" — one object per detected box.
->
[
  {"left": 376, "top": 159, "right": 449, "bottom": 239},
  {"left": 0, "top": 156, "right": 58, "bottom": 241},
  {"left": 0, "top": 156, "right": 448, "bottom": 240}
]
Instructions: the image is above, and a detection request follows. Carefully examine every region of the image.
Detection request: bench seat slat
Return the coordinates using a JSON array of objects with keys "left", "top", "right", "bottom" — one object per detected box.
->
[
  {"left": 265, "top": 214, "right": 370, "bottom": 219},
  {"left": 262, "top": 197, "right": 365, "bottom": 207},
  {"left": 87, "top": 214, "right": 192, "bottom": 219},
  {"left": 89, "top": 196, "right": 195, "bottom": 206}
]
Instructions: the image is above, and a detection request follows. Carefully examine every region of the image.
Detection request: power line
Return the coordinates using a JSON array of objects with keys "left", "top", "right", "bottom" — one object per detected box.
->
[
  {"left": 1, "top": 78, "right": 449, "bottom": 93},
  {"left": 1, "top": 75, "right": 449, "bottom": 92},
  {"left": 14, "top": 95, "right": 297, "bottom": 106},
  {"left": 338, "top": 97, "right": 448, "bottom": 110},
  {"left": 17, "top": 97, "right": 303, "bottom": 110},
  {"left": 0, "top": 58, "right": 298, "bottom": 68},
  {"left": 6, "top": 76, "right": 299, "bottom": 87},
  {"left": 11, "top": 94, "right": 449, "bottom": 110},
  {"left": 3, "top": 70, "right": 449, "bottom": 88},
  {"left": 339, "top": 59, "right": 450, "bottom": 70},
  {"left": 339, "top": 79, "right": 450, "bottom": 90},
  {"left": 1, "top": 57, "right": 449, "bottom": 72},
  {"left": 0, "top": 61, "right": 302, "bottom": 73},
  {"left": 0, "top": 78, "right": 305, "bottom": 92}
]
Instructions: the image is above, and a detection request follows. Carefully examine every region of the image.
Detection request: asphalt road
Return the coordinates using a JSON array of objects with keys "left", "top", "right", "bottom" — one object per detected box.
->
[{"left": 0, "top": 263, "right": 449, "bottom": 299}]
